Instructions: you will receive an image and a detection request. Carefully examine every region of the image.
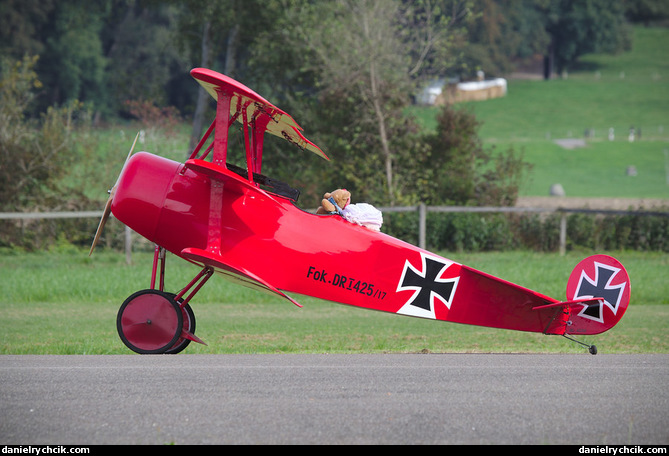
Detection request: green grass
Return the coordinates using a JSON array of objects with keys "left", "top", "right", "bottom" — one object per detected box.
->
[
  {"left": 1, "top": 249, "right": 666, "bottom": 355},
  {"left": 519, "top": 140, "right": 669, "bottom": 198},
  {"left": 69, "top": 124, "right": 191, "bottom": 202},
  {"left": 410, "top": 26, "right": 669, "bottom": 199},
  {"left": 5, "top": 28, "right": 667, "bottom": 356}
]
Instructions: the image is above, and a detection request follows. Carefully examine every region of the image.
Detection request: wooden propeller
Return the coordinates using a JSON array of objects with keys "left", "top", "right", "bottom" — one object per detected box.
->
[{"left": 89, "top": 132, "right": 140, "bottom": 256}]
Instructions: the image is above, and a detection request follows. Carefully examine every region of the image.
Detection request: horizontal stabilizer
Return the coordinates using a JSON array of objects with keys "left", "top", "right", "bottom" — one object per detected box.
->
[{"left": 532, "top": 297, "right": 605, "bottom": 311}]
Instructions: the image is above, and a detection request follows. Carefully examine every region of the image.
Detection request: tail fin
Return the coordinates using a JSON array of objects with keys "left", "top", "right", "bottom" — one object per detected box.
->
[{"left": 564, "top": 255, "right": 631, "bottom": 335}]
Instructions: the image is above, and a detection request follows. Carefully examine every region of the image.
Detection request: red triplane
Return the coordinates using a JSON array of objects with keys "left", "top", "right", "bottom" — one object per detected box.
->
[{"left": 90, "top": 68, "right": 630, "bottom": 355}]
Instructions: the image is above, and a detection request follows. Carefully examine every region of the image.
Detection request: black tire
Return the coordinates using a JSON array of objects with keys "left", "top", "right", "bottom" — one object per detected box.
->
[{"left": 164, "top": 293, "right": 196, "bottom": 354}]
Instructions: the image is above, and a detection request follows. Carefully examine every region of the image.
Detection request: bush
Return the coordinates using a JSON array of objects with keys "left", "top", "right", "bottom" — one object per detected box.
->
[
  {"left": 0, "top": 55, "right": 95, "bottom": 250},
  {"left": 382, "top": 209, "right": 669, "bottom": 253}
]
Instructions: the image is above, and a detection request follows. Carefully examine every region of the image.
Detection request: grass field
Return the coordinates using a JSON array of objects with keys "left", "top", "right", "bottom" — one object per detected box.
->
[
  {"left": 1, "top": 249, "right": 666, "bottom": 355},
  {"left": 2, "top": 28, "right": 667, "bottom": 356},
  {"left": 411, "top": 26, "right": 669, "bottom": 199}
]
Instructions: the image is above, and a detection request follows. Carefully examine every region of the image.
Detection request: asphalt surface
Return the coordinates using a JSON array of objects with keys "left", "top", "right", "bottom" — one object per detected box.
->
[{"left": 1, "top": 354, "right": 667, "bottom": 445}]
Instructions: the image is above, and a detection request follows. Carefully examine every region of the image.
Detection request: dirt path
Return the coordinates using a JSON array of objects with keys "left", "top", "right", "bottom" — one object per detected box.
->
[{"left": 516, "top": 196, "right": 668, "bottom": 210}]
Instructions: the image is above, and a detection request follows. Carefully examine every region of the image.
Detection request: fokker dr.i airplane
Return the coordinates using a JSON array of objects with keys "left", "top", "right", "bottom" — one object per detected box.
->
[{"left": 90, "top": 68, "right": 630, "bottom": 355}]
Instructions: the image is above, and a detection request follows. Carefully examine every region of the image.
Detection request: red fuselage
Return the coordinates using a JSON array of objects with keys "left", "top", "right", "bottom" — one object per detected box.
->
[
  {"left": 103, "top": 66, "right": 630, "bottom": 351},
  {"left": 112, "top": 151, "right": 575, "bottom": 334}
]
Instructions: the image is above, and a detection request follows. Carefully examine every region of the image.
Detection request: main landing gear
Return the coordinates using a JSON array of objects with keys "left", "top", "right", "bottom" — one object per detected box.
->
[{"left": 116, "top": 246, "right": 211, "bottom": 354}]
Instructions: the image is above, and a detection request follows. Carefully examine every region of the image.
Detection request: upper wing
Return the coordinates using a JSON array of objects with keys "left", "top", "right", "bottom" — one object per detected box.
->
[{"left": 190, "top": 68, "right": 328, "bottom": 160}]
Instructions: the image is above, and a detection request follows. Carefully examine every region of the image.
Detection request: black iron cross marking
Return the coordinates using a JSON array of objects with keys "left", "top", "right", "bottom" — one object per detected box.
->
[
  {"left": 575, "top": 262, "right": 625, "bottom": 322},
  {"left": 398, "top": 254, "right": 458, "bottom": 315}
]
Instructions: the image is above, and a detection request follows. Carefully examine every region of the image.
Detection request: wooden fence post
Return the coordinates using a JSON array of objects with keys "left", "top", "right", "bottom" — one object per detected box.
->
[
  {"left": 125, "top": 225, "right": 132, "bottom": 265},
  {"left": 418, "top": 203, "right": 426, "bottom": 250},
  {"left": 559, "top": 211, "right": 567, "bottom": 256}
]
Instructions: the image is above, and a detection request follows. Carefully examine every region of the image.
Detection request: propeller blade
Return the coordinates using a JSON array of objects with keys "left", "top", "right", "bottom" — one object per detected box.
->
[
  {"left": 115, "top": 131, "right": 139, "bottom": 188},
  {"left": 88, "top": 132, "right": 140, "bottom": 256},
  {"left": 88, "top": 192, "right": 113, "bottom": 256}
]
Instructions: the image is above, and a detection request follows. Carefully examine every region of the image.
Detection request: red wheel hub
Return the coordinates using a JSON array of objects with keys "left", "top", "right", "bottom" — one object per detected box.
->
[{"left": 117, "top": 290, "right": 183, "bottom": 354}]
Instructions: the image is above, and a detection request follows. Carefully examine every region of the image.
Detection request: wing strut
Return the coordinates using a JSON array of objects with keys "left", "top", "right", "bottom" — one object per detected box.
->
[{"left": 213, "top": 89, "right": 231, "bottom": 168}]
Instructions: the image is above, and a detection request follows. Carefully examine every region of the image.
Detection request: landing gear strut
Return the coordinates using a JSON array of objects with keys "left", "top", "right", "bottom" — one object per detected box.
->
[{"left": 116, "top": 246, "right": 211, "bottom": 354}]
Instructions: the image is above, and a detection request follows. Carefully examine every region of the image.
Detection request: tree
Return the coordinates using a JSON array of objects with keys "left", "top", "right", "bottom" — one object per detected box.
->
[
  {"left": 102, "top": 1, "right": 188, "bottom": 116},
  {"left": 419, "top": 104, "right": 530, "bottom": 206},
  {"left": 263, "top": 0, "right": 471, "bottom": 205},
  {"left": 624, "top": 0, "right": 669, "bottom": 26},
  {"left": 32, "top": 0, "right": 109, "bottom": 112},
  {"left": 452, "top": 0, "right": 550, "bottom": 78},
  {"left": 0, "top": 0, "right": 56, "bottom": 61},
  {"left": 172, "top": 0, "right": 274, "bottom": 155},
  {"left": 0, "top": 56, "right": 83, "bottom": 211},
  {"left": 453, "top": 0, "right": 632, "bottom": 80},
  {"left": 542, "top": 0, "right": 631, "bottom": 77}
]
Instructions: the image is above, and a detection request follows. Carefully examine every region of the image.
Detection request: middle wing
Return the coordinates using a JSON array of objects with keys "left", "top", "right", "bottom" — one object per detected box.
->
[{"left": 181, "top": 247, "right": 302, "bottom": 308}]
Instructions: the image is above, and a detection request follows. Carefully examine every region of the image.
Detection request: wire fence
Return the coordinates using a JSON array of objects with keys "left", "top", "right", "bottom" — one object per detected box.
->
[
  {"left": 378, "top": 204, "right": 669, "bottom": 255},
  {"left": 480, "top": 124, "right": 668, "bottom": 143},
  {"left": 2, "top": 204, "right": 667, "bottom": 260}
]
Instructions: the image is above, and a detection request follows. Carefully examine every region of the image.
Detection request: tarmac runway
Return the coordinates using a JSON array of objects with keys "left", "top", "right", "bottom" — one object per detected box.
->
[{"left": 1, "top": 354, "right": 667, "bottom": 445}]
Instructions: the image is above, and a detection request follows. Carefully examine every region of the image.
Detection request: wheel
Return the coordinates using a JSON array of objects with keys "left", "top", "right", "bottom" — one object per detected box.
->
[
  {"left": 589, "top": 345, "right": 598, "bottom": 355},
  {"left": 165, "top": 293, "right": 196, "bottom": 355},
  {"left": 117, "top": 289, "right": 183, "bottom": 354}
]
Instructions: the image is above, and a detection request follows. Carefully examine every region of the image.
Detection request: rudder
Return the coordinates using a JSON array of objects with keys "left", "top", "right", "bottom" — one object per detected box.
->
[{"left": 564, "top": 255, "right": 631, "bottom": 335}]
